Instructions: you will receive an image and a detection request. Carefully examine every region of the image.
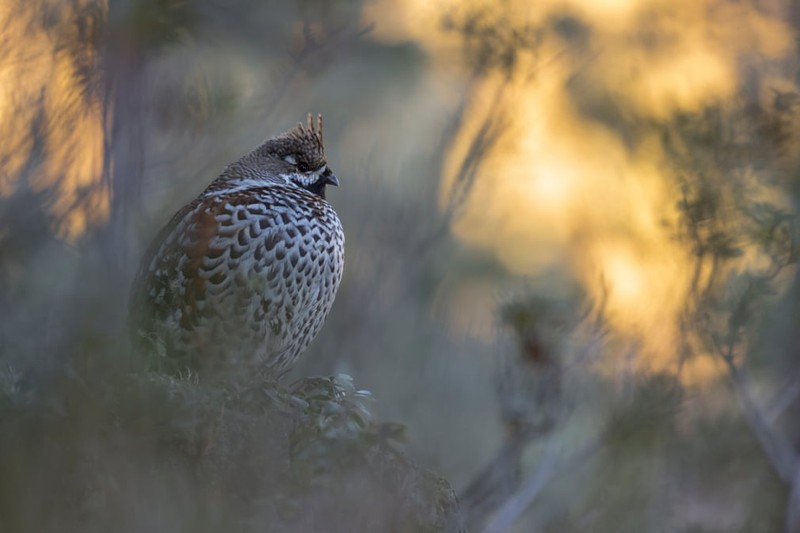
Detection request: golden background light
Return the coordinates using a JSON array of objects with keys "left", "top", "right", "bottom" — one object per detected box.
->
[
  {"left": 371, "top": 0, "right": 795, "bottom": 376},
  {"left": 0, "top": 0, "right": 107, "bottom": 240}
]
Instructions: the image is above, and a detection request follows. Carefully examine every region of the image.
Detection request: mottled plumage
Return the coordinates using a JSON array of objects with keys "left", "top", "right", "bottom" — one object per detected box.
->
[{"left": 130, "top": 114, "right": 344, "bottom": 376}]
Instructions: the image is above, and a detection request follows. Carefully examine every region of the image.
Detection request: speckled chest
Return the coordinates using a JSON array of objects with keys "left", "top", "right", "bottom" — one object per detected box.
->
[{"left": 139, "top": 183, "right": 344, "bottom": 371}]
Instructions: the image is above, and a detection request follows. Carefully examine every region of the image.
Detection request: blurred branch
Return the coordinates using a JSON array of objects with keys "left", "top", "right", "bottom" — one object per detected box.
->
[
  {"left": 262, "top": 20, "right": 373, "bottom": 123},
  {"left": 717, "top": 340, "right": 798, "bottom": 485},
  {"left": 703, "top": 262, "right": 800, "bottom": 487},
  {"left": 691, "top": 214, "right": 800, "bottom": 509},
  {"left": 462, "top": 290, "right": 604, "bottom": 531},
  {"left": 670, "top": 107, "right": 800, "bottom": 487},
  {"left": 439, "top": 48, "right": 567, "bottom": 233},
  {"left": 481, "top": 437, "right": 560, "bottom": 533},
  {"left": 767, "top": 375, "right": 800, "bottom": 424},
  {"left": 440, "top": 84, "right": 507, "bottom": 227},
  {"left": 787, "top": 464, "right": 800, "bottom": 533},
  {"left": 663, "top": 93, "right": 800, "bottom": 530},
  {"left": 101, "top": 35, "right": 146, "bottom": 271},
  {"left": 460, "top": 423, "right": 553, "bottom": 529},
  {"left": 405, "top": 4, "right": 553, "bottom": 263},
  {"left": 101, "top": 0, "right": 200, "bottom": 268},
  {"left": 482, "top": 437, "right": 602, "bottom": 533}
]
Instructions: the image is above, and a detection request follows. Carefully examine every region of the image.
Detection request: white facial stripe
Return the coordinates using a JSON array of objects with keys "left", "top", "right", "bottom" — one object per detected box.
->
[
  {"left": 278, "top": 172, "right": 316, "bottom": 187},
  {"left": 284, "top": 155, "right": 297, "bottom": 165},
  {"left": 313, "top": 165, "right": 328, "bottom": 178}
]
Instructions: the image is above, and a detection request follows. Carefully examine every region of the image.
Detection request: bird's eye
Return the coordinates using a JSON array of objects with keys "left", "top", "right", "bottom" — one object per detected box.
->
[{"left": 296, "top": 161, "right": 310, "bottom": 172}]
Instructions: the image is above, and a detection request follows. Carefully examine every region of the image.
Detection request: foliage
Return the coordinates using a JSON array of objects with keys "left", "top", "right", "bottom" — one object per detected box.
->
[{"left": 0, "top": 358, "right": 460, "bottom": 532}]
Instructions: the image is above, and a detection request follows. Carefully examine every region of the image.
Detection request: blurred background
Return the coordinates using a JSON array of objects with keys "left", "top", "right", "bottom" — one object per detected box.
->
[{"left": 2, "top": 0, "right": 800, "bottom": 531}]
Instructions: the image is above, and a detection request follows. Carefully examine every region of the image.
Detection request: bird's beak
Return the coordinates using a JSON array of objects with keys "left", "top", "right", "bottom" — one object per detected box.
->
[{"left": 323, "top": 169, "right": 339, "bottom": 187}]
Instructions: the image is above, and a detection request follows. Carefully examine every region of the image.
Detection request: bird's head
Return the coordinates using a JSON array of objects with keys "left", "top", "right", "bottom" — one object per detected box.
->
[{"left": 244, "top": 113, "right": 339, "bottom": 199}]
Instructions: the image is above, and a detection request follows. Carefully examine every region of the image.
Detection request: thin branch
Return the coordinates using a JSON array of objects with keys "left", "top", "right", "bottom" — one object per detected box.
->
[
  {"left": 482, "top": 437, "right": 603, "bottom": 533},
  {"left": 786, "top": 463, "right": 800, "bottom": 533},
  {"left": 440, "top": 83, "right": 507, "bottom": 228},
  {"left": 261, "top": 21, "right": 372, "bottom": 123},
  {"left": 767, "top": 375, "right": 800, "bottom": 424},
  {"left": 718, "top": 344, "right": 797, "bottom": 484}
]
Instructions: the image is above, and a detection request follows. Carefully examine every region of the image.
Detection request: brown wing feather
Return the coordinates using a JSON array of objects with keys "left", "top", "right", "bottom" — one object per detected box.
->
[{"left": 129, "top": 198, "right": 220, "bottom": 364}]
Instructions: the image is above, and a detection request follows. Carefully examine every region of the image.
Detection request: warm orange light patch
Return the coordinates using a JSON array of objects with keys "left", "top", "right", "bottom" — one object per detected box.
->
[
  {"left": 362, "top": 0, "right": 444, "bottom": 45},
  {"left": 680, "top": 354, "right": 725, "bottom": 388},
  {"left": 0, "top": 1, "right": 108, "bottom": 240},
  {"left": 435, "top": 38, "right": 698, "bottom": 364},
  {"left": 370, "top": 0, "right": 794, "bottom": 377},
  {"left": 570, "top": 1, "right": 792, "bottom": 119},
  {"left": 0, "top": 2, "right": 50, "bottom": 195},
  {"left": 579, "top": 234, "right": 692, "bottom": 372},
  {"left": 604, "top": 249, "right": 646, "bottom": 306}
]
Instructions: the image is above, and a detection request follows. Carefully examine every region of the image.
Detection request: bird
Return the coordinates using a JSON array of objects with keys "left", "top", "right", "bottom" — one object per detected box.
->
[{"left": 129, "top": 114, "right": 344, "bottom": 378}]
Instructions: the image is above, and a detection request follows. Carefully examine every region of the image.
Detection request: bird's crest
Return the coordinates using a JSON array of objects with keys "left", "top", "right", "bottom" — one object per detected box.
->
[{"left": 286, "top": 113, "right": 324, "bottom": 153}]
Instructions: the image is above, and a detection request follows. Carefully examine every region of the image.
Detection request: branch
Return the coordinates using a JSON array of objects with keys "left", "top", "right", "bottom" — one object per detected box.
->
[
  {"left": 719, "top": 347, "right": 797, "bottom": 484},
  {"left": 767, "top": 374, "right": 800, "bottom": 424},
  {"left": 262, "top": 21, "right": 373, "bottom": 123},
  {"left": 482, "top": 437, "right": 603, "bottom": 533},
  {"left": 459, "top": 426, "right": 542, "bottom": 529},
  {"left": 701, "top": 273, "right": 799, "bottom": 486},
  {"left": 786, "top": 463, "right": 800, "bottom": 533}
]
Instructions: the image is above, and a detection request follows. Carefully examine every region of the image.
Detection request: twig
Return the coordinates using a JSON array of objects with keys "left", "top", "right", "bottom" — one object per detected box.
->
[
  {"left": 459, "top": 428, "right": 538, "bottom": 529},
  {"left": 699, "top": 272, "right": 799, "bottom": 486},
  {"left": 767, "top": 375, "right": 800, "bottom": 424},
  {"left": 482, "top": 437, "right": 602, "bottom": 533},
  {"left": 262, "top": 20, "right": 373, "bottom": 124},
  {"left": 718, "top": 343, "right": 797, "bottom": 484},
  {"left": 786, "top": 463, "right": 800, "bottom": 533}
]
